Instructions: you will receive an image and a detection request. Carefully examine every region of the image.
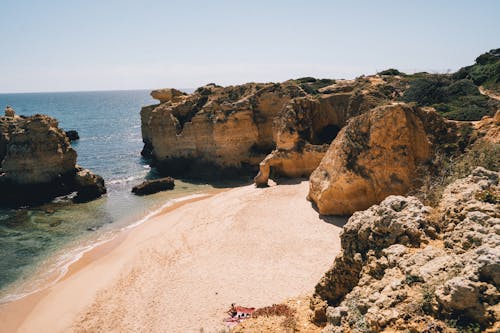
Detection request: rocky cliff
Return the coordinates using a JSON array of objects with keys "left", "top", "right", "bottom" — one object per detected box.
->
[
  {"left": 254, "top": 76, "right": 405, "bottom": 186},
  {"left": 0, "top": 108, "right": 106, "bottom": 205},
  {"left": 312, "top": 167, "right": 499, "bottom": 333},
  {"left": 140, "top": 83, "right": 306, "bottom": 178},
  {"left": 141, "top": 76, "right": 405, "bottom": 181},
  {"left": 308, "top": 103, "right": 456, "bottom": 215}
]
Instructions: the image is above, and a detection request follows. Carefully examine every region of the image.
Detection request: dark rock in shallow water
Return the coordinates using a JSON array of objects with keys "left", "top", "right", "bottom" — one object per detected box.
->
[
  {"left": 65, "top": 130, "right": 79, "bottom": 141},
  {"left": 132, "top": 177, "right": 175, "bottom": 195},
  {"left": 73, "top": 167, "right": 107, "bottom": 203}
]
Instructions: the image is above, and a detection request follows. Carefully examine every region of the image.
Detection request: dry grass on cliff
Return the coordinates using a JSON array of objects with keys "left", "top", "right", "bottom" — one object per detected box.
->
[{"left": 414, "top": 141, "right": 499, "bottom": 206}]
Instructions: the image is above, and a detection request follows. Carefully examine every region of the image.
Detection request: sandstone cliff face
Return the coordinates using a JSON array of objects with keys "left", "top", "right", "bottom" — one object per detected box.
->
[
  {"left": 0, "top": 114, "right": 77, "bottom": 184},
  {"left": 314, "top": 168, "right": 499, "bottom": 332},
  {"left": 0, "top": 110, "right": 106, "bottom": 205},
  {"left": 141, "top": 76, "right": 406, "bottom": 181},
  {"left": 141, "top": 82, "right": 306, "bottom": 177},
  {"left": 308, "top": 103, "right": 455, "bottom": 215},
  {"left": 254, "top": 76, "right": 404, "bottom": 186}
]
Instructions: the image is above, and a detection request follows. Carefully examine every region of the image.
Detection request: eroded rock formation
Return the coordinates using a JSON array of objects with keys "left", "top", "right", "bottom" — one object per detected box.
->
[
  {"left": 254, "top": 76, "right": 404, "bottom": 186},
  {"left": 313, "top": 167, "right": 499, "bottom": 332},
  {"left": 308, "top": 103, "right": 455, "bottom": 215},
  {"left": 142, "top": 76, "right": 406, "bottom": 182},
  {"left": 141, "top": 82, "right": 306, "bottom": 178},
  {"left": 0, "top": 111, "right": 106, "bottom": 205}
]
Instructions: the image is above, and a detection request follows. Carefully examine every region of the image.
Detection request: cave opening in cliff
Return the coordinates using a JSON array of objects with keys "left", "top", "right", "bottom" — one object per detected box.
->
[{"left": 316, "top": 124, "right": 340, "bottom": 144}]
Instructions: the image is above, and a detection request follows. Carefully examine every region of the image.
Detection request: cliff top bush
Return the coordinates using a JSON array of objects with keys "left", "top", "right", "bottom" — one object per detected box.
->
[
  {"left": 378, "top": 68, "right": 406, "bottom": 76},
  {"left": 401, "top": 74, "right": 497, "bottom": 120},
  {"left": 413, "top": 141, "right": 500, "bottom": 206},
  {"left": 295, "top": 77, "right": 336, "bottom": 94},
  {"left": 453, "top": 48, "right": 500, "bottom": 93}
]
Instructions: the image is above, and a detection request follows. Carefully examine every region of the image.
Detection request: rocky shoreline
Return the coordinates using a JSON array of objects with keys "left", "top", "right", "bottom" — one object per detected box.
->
[{"left": 0, "top": 108, "right": 106, "bottom": 206}]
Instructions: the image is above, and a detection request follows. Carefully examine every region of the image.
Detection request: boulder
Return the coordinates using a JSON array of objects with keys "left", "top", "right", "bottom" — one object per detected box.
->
[
  {"left": 150, "top": 88, "right": 186, "bottom": 103},
  {"left": 4, "top": 106, "right": 15, "bottom": 117},
  {"left": 308, "top": 103, "right": 441, "bottom": 215},
  {"left": 132, "top": 177, "right": 175, "bottom": 195},
  {"left": 73, "top": 167, "right": 106, "bottom": 203},
  {"left": 65, "top": 130, "right": 80, "bottom": 141}
]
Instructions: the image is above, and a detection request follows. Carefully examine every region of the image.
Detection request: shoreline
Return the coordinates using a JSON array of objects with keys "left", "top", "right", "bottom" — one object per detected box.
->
[
  {"left": 0, "top": 180, "right": 344, "bottom": 333},
  {"left": 0, "top": 190, "right": 223, "bottom": 333}
]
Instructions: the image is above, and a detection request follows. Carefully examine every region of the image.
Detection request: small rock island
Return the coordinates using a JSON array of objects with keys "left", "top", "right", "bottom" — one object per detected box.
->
[{"left": 0, "top": 107, "right": 106, "bottom": 206}]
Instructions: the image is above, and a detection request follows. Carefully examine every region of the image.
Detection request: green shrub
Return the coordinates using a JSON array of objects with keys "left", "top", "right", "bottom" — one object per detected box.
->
[
  {"left": 378, "top": 68, "right": 406, "bottom": 76},
  {"left": 402, "top": 75, "right": 451, "bottom": 105},
  {"left": 297, "top": 77, "right": 336, "bottom": 94},
  {"left": 452, "top": 48, "right": 500, "bottom": 93},
  {"left": 414, "top": 141, "right": 500, "bottom": 206},
  {"left": 401, "top": 74, "right": 496, "bottom": 120}
]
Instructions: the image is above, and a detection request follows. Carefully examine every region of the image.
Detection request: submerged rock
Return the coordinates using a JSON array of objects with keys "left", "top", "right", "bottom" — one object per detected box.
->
[
  {"left": 132, "top": 177, "right": 175, "bottom": 195},
  {"left": 0, "top": 110, "right": 106, "bottom": 206}
]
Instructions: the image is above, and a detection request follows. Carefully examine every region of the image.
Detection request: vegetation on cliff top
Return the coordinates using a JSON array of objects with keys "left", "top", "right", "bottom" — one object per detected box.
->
[
  {"left": 454, "top": 48, "right": 500, "bottom": 93},
  {"left": 375, "top": 48, "right": 500, "bottom": 121},
  {"left": 294, "top": 77, "right": 336, "bottom": 94}
]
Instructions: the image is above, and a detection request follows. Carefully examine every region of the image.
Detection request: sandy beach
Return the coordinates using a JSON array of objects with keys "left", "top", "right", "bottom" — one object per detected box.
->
[{"left": 0, "top": 180, "right": 345, "bottom": 333}]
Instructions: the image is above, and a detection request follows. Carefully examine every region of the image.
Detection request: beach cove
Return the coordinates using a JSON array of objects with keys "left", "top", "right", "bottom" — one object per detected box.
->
[{"left": 0, "top": 180, "right": 345, "bottom": 333}]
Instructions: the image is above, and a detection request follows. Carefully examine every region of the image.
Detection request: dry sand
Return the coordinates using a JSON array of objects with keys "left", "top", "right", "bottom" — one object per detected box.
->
[{"left": 0, "top": 180, "right": 345, "bottom": 333}]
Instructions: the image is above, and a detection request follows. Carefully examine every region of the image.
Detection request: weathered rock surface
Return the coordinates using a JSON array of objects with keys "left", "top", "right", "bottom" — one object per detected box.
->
[
  {"left": 141, "top": 76, "right": 408, "bottom": 182},
  {"left": 308, "top": 103, "right": 455, "bottom": 215},
  {"left": 0, "top": 111, "right": 106, "bottom": 206},
  {"left": 150, "top": 88, "right": 187, "bottom": 103},
  {"left": 254, "top": 144, "right": 328, "bottom": 186},
  {"left": 254, "top": 76, "right": 406, "bottom": 186},
  {"left": 141, "top": 82, "right": 308, "bottom": 178},
  {"left": 4, "top": 106, "right": 15, "bottom": 117},
  {"left": 475, "top": 110, "right": 500, "bottom": 144},
  {"left": 314, "top": 168, "right": 500, "bottom": 332},
  {"left": 73, "top": 167, "right": 106, "bottom": 203},
  {"left": 131, "top": 177, "right": 175, "bottom": 195}
]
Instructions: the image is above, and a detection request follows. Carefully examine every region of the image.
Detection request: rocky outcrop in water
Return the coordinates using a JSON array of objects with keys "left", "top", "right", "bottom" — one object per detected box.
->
[
  {"left": 73, "top": 167, "right": 106, "bottom": 203},
  {"left": 132, "top": 177, "right": 175, "bottom": 195},
  {"left": 312, "top": 167, "right": 499, "bottom": 332},
  {"left": 0, "top": 110, "right": 106, "bottom": 206},
  {"left": 65, "top": 130, "right": 80, "bottom": 141},
  {"left": 308, "top": 103, "right": 456, "bottom": 215}
]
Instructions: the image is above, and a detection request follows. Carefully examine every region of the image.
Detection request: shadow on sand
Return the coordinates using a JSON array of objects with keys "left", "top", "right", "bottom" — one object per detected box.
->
[{"left": 309, "top": 200, "right": 350, "bottom": 228}]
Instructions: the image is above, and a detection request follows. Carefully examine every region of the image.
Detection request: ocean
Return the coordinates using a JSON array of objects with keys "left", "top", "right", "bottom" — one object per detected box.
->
[{"left": 0, "top": 90, "right": 215, "bottom": 303}]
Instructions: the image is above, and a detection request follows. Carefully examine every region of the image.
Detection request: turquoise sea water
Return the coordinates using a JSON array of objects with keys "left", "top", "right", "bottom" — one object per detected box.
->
[{"left": 0, "top": 90, "right": 215, "bottom": 302}]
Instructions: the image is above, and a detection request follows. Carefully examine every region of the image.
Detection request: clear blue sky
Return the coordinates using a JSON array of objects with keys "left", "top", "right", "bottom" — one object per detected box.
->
[{"left": 1, "top": 0, "right": 499, "bottom": 93}]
